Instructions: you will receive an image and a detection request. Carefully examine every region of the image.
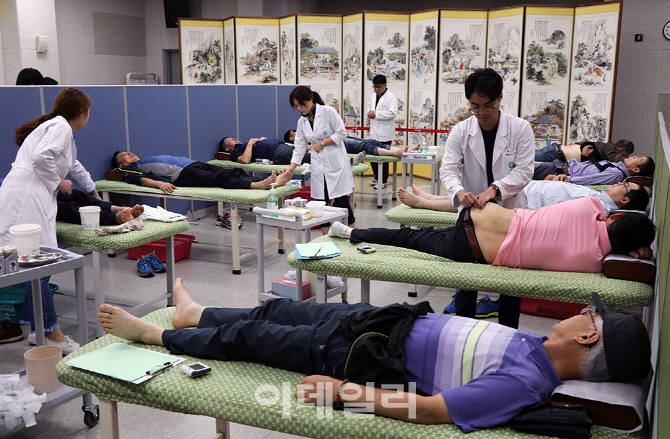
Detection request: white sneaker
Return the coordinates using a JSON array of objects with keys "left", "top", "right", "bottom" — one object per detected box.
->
[
  {"left": 350, "top": 152, "right": 366, "bottom": 167},
  {"left": 328, "top": 221, "right": 351, "bottom": 239},
  {"left": 326, "top": 277, "right": 345, "bottom": 289},
  {"left": 369, "top": 178, "right": 378, "bottom": 186},
  {"left": 46, "top": 335, "right": 80, "bottom": 355},
  {"left": 374, "top": 183, "right": 388, "bottom": 190},
  {"left": 28, "top": 332, "right": 36, "bottom": 346}
]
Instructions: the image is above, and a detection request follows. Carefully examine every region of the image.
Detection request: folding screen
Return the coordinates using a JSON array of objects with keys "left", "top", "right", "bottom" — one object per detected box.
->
[
  {"left": 408, "top": 10, "right": 439, "bottom": 146},
  {"left": 363, "top": 12, "right": 409, "bottom": 146},
  {"left": 567, "top": 3, "right": 620, "bottom": 143},
  {"left": 297, "top": 15, "right": 343, "bottom": 113},
  {"left": 342, "top": 13, "right": 364, "bottom": 137},
  {"left": 178, "top": 19, "right": 224, "bottom": 84},
  {"left": 234, "top": 17, "right": 280, "bottom": 85},
  {"left": 487, "top": 7, "right": 524, "bottom": 116},
  {"left": 279, "top": 16, "right": 297, "bottom": 85},
  {"left": 521, "top": 7, "right": 574, "bottom": 147},
  {"left": 223, "top": 18, "right": 236, "bottom": 84}
]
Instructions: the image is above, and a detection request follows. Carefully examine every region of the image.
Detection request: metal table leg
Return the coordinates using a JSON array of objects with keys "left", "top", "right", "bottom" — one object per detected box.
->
[
  {"left": 361, "top": 279, "right": 371, "bottom": 304},
  {"left": 93, "top": 251, "right": 105, "bottom": 338},
  {"left": 31, "top": 278, "right": 45, "bottom": 346},
  {"left": 231, "top": 203, "right": 241, "bottom": 274},
  {"left": 377, "top": 162, "right": 383, "bottom": 208},
  {"left": 257, "top": 221, "right": 265, "bottom": 297},
  {"left": 165, "top": 235, "right": 175, "bottom": 307},
  {"left": 74, "top": 266, "right": 87, "bottom": 346},
  {"left": 392, "top": 161, "right": 397, "bottom": 200}
]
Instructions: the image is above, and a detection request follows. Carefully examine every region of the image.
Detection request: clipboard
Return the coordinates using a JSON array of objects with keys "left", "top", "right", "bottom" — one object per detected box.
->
[
  {"left": 295, "top": 242, "right": 340, "bottom": 260},
  {"left": 66, "top": 343, "right": 185, "bottom": 384}
]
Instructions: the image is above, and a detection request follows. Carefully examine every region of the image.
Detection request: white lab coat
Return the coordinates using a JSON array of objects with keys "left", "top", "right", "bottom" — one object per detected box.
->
[
  {"left": 440, "top": 110, "right": 535, "bottom": 209},
  {"left": 367, "top": 90, "right": 398, "bottom": 142},
  {"left": 291, "top": 104, "right": 354, "bottom": 199},
  {"left": 0, "top": 116, "right": 95, "bottom": 248}
]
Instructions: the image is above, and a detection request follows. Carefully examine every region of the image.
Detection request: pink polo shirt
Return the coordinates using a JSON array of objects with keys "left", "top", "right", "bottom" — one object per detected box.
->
[{"left": 492, "top": 197, "right": 611, "bottom": 273}]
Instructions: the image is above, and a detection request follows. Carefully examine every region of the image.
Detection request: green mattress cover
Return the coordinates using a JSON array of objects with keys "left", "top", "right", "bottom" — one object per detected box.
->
[
  {"left": 385, "top": 205, "right": 457, "bottom": 227},
  {"left": 288, "top": 236, "right": 653, "bottom": 307},
  {"left": 56, "top": 307, "right": 644, "bottom": 439},
  {"left": 95, "top": 180, "right": 300, "bottom": 204},
  {"left": 208, "top": 159, "right": 369, "bottom": 175},
  {"left": 56, "top": 220, "right": 191, "bottom": 251},
  {"left": 348, "top": 153, "right": 400, "bottom": 163}
]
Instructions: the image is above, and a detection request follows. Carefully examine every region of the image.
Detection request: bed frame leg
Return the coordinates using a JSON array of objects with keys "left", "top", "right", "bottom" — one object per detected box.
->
[
  {"left": 214, "top": 419, "right": 230, "bottom": 439},
  {"left": 231, "top": 203, "right": 241, "bottom": 274},
  {"left": 99, "top": 399, "right": 119, "bottom": 439}
]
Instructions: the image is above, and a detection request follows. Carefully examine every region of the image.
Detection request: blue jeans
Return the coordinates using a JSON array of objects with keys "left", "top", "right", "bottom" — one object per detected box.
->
[
  {"left": 534, "top": 143, "right": 566, "bottom": 162},
  {"left": 21, "top": 277, "right": 58, "bottom": 332},
  {"left": 343, "top": 136, "right": 391, "bottom": 156}
]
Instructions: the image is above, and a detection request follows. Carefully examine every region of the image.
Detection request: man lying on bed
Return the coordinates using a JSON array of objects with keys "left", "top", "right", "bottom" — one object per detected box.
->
[
  {"left": 98, "top": 279, "right": 651, "bottom": 432},
  {"left": 111, "top": 151, "right": 293, "bottom": 194},
  {"left": 329, "top": 196, "right": 655, "bottom": 273},
  {"left": 533, "top": 154, "right": 654, "bottom": 185},
  {"left": 398, "top": 180, "right": 649, "bottom": 216},
  {"left": 57, "top": 189, "right": 144, "bottom": 225},
  {"left": 284, "top": 129, "right": 418, "bottom": 159}
]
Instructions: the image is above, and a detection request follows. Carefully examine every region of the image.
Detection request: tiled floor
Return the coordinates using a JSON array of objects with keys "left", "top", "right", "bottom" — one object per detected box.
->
[{"left": 0, "top": 179, "right": 559, "bottom": 439}]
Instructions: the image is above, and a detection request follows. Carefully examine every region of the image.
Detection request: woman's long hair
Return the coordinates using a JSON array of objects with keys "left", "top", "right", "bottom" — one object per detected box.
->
[
  {"left": 14, "top": 88, "right": 91, "bottom": 146},
  {"left": 289, "top": 85, "right": 325, "bottom": 110}
]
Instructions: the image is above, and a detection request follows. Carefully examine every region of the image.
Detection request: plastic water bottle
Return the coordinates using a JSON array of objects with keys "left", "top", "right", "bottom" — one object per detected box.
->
[
  {"left": 420, "top": 135, "right": 428, "bottom": 152},
  {"left": 267, "top": 183, "right": 278, "bottom": 217}
]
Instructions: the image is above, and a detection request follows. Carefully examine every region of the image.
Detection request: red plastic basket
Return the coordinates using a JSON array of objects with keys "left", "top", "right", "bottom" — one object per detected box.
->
[
  {"left": 520, "top": 298, "right": 586, "bottom": 320},
  {"left": 127, "top": 234, "right": 195, "bottom": 263}
]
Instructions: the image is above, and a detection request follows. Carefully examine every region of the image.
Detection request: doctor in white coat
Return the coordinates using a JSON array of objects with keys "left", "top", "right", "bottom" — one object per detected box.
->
[
  {"left": 0, "top": 88, "right": 96, "bottom": 352},
  {"left": 439, "top": 68, "right": 534, "bottom": 329},
  {"left": 367, "top": 74, "right": 398, "bottom": 188},
  {"left": 286, "top": 86, "right": 356, "bottom": 233}
]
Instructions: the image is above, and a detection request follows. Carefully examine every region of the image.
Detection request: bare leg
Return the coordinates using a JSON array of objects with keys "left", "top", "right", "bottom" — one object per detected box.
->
[
  {"left": 45, "top": 327, "right": 65, "bottom": 343},
  {"left": 378, "top": 147, "right": 405, "bottom": 158},
  {"left": 97, "top": 305, "right": 165, "bottom": 346},
  {"left": 171, "top": 278, "right": 205, "bottom": 329},
  {"left": 250, "top": 172, "right": 278, "bottom": 190},
  {"left": 397, "top": 188, "right": 455, "bottom": 211},
  {"left": 410, "top": 184, "right": 445, "bottom": 201}
]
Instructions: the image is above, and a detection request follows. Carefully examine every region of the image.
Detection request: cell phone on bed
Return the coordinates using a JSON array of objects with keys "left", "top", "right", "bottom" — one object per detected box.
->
[
  {"left": 357, "top": 246, "right": 376, "bottom": 254},
  {"left": 180, "top": 362, "right": 211, "bottom": 377}
]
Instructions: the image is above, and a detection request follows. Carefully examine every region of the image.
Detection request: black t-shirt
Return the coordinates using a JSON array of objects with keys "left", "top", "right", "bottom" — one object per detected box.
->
[{"left": 481, "top": 125, "right": 498, "bottom": 186}]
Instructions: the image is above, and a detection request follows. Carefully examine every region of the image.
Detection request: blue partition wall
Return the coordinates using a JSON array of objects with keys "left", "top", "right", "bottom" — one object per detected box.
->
[
  {"left": 0, "top": 87, "right": 43, "bottom": 178},
  {"left": 0, "top": 85, "right": 293, "bottom": 215}
]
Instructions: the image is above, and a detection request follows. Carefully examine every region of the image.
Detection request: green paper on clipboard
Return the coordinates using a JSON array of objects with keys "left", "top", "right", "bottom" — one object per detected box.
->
[
  {"left": 66, "top": 343, "right": 184, "bottom": 384},
  {"left": 295, "top": 242, "right": 340, "bottom": 260}
]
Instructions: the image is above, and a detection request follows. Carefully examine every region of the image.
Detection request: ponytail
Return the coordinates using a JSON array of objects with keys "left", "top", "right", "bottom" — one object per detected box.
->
[
  {"left": 14, "top": 87, "right": 91, "bottom": 146},
  {"left": 311, "top": 91, "right": 325, "bottom": 106}
]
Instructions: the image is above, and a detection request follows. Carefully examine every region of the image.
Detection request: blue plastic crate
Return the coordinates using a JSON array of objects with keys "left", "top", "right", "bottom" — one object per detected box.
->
[{"left": 0, "top": 283, "right": 59, "bottom": 324}]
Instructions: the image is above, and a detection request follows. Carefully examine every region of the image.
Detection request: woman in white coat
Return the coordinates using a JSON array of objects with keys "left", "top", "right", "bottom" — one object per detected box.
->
[
  {"left": 0, "top": 88, "right": 96, "bottom": 352},
  {"left": 285, "top": 86, "right": 355, "bottom": 233}
]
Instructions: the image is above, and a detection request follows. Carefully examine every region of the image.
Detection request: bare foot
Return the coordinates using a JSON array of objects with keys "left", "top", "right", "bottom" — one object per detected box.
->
[
  {"left": 397, "top": 188, "right": 427, "bottom": 208},
  {"left": 172, "top": 278, "right": 205, "bottom": 329},
  {"left": 115, "top": 207, "right": 134, "bottom": 224},
  {"left": 254, "top": 172, "right": 278, "bottom": 189},
  {"left": 390, "top": 147, "right": 405, "bottom": 158},
  {"left": 274, "top": 169, "right": 293, "bottom": 187},
  {"left": 410, "top": 184, "right": 430, "bottom": 199},
  {"left": 130, "top": 204, "right": 144, "bottom": 218},
  {"left": 98, "top": 304, "right": 165, "bottom": 345}
]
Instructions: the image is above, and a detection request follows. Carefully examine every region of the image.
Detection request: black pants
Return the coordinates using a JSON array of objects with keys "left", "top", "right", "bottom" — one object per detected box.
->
[
  {"left": 162, "top": 299, "right": 374, "bottom": 377},
  {"left": 56, "top": 190, "right": 117, "bottom": 225},
  {"left": 371, "top": 141, "right": 392, "bottom": 183},
  {"left": 272, "top": 142, "right": 310, "bottom": 165},
  {"left": 174, "top": 162, "right": 262, "bottom": 189},
  {"left": 533, "top": 160, "right": 565, "bottom": 180},
  {"left": 350, "top": 209, "right": 476, "bottom": 263},
  {"left": 454, "top": 290, "right": 522, "bottom": 329},
  {"left": 320, "top": 179, "right": 355, "bottom": 226}
]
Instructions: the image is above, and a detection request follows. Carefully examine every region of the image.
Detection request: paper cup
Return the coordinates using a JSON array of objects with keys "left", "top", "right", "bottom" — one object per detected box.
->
[
  {"left": 79, "top": 206, "right": 101, "bottom": 231},
  {"left": 9, "top": 224, "right": 41, "bottom": 257},
  {"left": 24, "top": 345, "right": 63, "bottom": 394}
]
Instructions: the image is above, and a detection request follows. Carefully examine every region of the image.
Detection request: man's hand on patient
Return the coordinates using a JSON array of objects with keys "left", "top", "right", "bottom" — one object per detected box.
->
[
  {"left": 456, "top": 190, "right": 478, "bottom": 209},
  {"left": 475, "top": 186, "right": 497, "bottom": 209},
  {"left": 57, "top": 179, "right": 73, "bottom": 194}
]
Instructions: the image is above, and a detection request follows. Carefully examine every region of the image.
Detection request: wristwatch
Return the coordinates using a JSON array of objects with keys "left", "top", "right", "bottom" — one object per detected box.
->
[
  {"left": 489, "top": 183, "right": 501, "bottom": 196},
  {"left": 320, "top": 140, "right": 326, "bottom": 147}
]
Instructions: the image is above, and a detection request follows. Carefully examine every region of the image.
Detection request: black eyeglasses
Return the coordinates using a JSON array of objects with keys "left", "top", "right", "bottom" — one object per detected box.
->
[{"left": 623, "top": 182, "right": 630, "bottom": 199}]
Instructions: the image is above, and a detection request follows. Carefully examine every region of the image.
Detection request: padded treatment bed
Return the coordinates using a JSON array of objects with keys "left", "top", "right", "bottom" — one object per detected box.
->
[
  {"left": 56, "top": 307, "right": 647, "bottom": 439},
  {"left": 207, "top": 159, "right": 370, "bottom": 176},
  {"left": 95, "top": 180, "right": 301, "bottom": 274},
  {"left": 287, "top": 236, "right": 653, "bottom": 307},
  {"left": 56, "top": 219, "right": 190, "bottom": 337}
]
